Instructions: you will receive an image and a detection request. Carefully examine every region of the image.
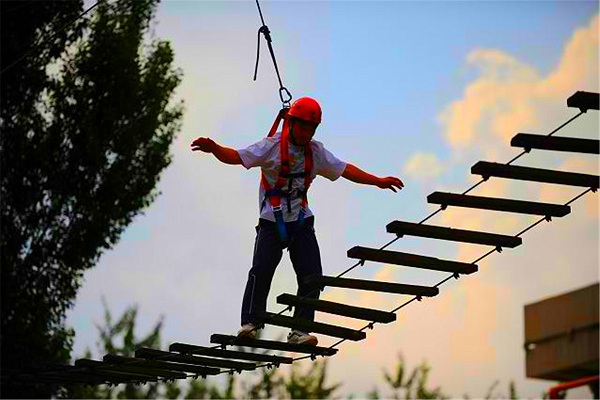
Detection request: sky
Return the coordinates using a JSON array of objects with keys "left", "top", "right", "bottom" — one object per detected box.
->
[{"left": 67, "top": 1, "right": 599, "bottom": 398}]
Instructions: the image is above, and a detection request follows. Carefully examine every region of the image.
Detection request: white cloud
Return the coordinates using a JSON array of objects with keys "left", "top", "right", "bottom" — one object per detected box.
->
[{"left": 404, "top": 152, "right": 446, "bottom": 180}]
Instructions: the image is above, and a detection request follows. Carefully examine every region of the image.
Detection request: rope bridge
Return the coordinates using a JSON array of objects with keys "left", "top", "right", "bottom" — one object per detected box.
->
[{"left": 4, "top": 91, "right": 598, "bottom": 387}]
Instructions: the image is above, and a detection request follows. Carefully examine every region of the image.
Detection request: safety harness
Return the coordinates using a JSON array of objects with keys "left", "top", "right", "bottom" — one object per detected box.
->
[{"left": 260, "top": 108, "right": 314, "bottom": 245}]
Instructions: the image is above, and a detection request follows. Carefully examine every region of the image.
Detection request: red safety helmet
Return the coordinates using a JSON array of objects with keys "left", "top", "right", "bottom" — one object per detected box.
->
[{"left": 287, "top": 97, "right": 322, "bottom": 124}]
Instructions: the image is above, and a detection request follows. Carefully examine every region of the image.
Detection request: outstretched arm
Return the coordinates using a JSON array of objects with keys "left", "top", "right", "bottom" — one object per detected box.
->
[
  {"left": 191, "top": 137, "right": 242, "bottom": 165},
  {"left": 341, "top": 163, "right": 404, "bottom": 192}
]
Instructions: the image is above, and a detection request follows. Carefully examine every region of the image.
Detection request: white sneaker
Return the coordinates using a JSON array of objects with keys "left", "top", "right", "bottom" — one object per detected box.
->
[
  {"left": 237, "top": 323, "right": 259, "bottom": 339},
  {"left": 287, "top": 330, "right": 318, "bottom": 346}
]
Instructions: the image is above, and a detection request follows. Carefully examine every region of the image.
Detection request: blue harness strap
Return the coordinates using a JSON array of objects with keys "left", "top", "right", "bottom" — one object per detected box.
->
[{"left": 260, "top": 109, "right": 314, "bottom": 246}]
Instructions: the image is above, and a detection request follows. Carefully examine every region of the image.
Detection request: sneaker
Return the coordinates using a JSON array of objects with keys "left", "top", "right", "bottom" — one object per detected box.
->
[
  {"left": 237, "top": 323, "right": 259, "bottom": 339},
  {"left": 287, "top": 330, "right": 318, "bottom": 346}
]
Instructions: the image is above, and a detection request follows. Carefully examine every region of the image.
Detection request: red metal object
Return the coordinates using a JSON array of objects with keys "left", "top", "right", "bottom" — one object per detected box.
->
[{"left": 548, "top": 375, "right": 599, "bottom": 399}]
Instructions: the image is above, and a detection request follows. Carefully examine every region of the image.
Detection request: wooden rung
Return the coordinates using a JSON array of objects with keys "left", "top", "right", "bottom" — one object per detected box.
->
[
  {"left": 40, "top": 371, "right": 114, "bottom": 385},
  {"left": 76, "top": 358, "right": 187, "bottom": 380},
  {"left": 511, "top": 133, "right": 599, "bottom": 155},
  {"left": 104, "top": 354, "right": 220, "bottom": 375},
  {"left": 472, "top": 161, "right": 600, "bottom": 189},
  {"left": 210, "top": 334, "right": 338, "bottom": 357},
  {"left": 169, "top": 343, "right": 293, "bottom": 364},
  {"left": 567, "top": 91, "right": 599, "bottom": 112},
  {"left": 37, "top": 364, "right": 134, "bottom": 384},
  {"left": 427, "top": 192, "right": 570, "bottom": 217},
  {"left": 256, "top": 311, "right": 366, "bottom": 341},
  {"left": 277, "top": 293, "right": 396, "bottom": 324},
  {"left": 135, "top": 348, "right": 255, "bottom": 371},
  {"left": 386, "top": 220, "right": 522, "bottom": 248},
  {"left": 347, "top": 246, "right": 478, "bottom": 275},
  {"left": 316, "top": 276, "right": 439, "bottom": 297},
  {"left": 75, "top": 359, "right": 166, "bottom": 380}
]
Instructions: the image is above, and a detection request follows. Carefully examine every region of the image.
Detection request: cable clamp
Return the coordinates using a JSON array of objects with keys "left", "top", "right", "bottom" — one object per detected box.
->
[
  {"left": 416, "top": 295, "right": 423, "bottom": 302},
  {"left": 440, "top": 204, "right": 447, "bottom": 211},
  {"left": 495, "top": 246, "right": 503, "bottom": 253},
  {"left": 591, "top": 186, "right": 598, "bottom": 193},
  {"left": 310, "top": 354, "right": 317, "bottom": 361},
  {"left": 368, "top": 322, "right": 374, "bottom": 330},
  {"left": 453, "top": 272, "right": 460, "bottom": 280},
  {"left": 359, "top": 259, "right": 365, "bottom": 266},
  {"left": 545, "top": 215, "right": 552, "bottom": 222},
  {"left": 279, "top": 87, "right": 292, "bottom": 108}
]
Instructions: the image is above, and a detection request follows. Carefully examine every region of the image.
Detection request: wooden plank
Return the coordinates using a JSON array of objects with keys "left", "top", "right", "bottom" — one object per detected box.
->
[
  {"left": 210, "top": 334, "right": 338, "bottom": 357},
  {"left": 386, "top": 220, "right": 522, "bottom": 248},
  {"left": 427, "top": 192, "right": 571, "bottom": 217},
  {"left": 74, "top": 359, "right": 160, "bottom": 381},
  {"left": 255, "top": 312, "right": 366, "bottom": 341},
  {"left": 277, "top": 293, "right": 396, "bottom": 324},
  {"left": 472, "top": 161, "right": 600, "bottom": 189},
  {"left": 511, "top": 133, "right": 599, "bottom": 155},
  {"left": 135, "top": 348, "right": 256, "bottom": 371},
  {"left": 28, "top": 364, "right": 130, "bottom": 385},
  {"left": 347, "top": 246, "right": 478, "bottom": 275},
  {"left": 79, "top": 359, "right": 187, "bottom": 379},
  {"left": 567, "top": 91, "right": 599, "bottom": 112},
  {"left": 317, "top": 276, "right": 439, "bottom": 297},
  {"left": 103, "top": 354, "right": 220, "bottom": 375},
  {"left": 38, "top": 371, "right": 115, "bottom": 385},
  {"left": 168, "top": 343, "right": 293, "bottom": 364}
]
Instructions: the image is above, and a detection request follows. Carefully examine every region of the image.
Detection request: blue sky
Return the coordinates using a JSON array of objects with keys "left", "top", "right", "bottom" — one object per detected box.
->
[{"left": 69, "top": 1, "right": 598, "bottom": 397}]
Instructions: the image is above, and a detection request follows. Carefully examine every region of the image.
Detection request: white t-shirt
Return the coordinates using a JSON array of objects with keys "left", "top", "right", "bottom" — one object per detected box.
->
[{"left": 238, "top": 131, "right": 347, "bottom": 222}]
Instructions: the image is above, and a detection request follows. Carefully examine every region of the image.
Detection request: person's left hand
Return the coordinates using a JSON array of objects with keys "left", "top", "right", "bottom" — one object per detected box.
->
[{"left": 377, "top": 176, "right": 404, "bottom": 192}]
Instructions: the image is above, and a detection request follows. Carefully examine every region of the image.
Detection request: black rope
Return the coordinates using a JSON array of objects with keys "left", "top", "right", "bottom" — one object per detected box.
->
[{"left": 253, "top": 0, "right": 292, "bottom": 107}]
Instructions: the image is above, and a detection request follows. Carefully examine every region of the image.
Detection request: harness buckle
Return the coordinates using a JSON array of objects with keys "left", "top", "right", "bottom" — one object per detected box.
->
[{"left": 271, "top": 205, "right": 283, "bottom": 213}]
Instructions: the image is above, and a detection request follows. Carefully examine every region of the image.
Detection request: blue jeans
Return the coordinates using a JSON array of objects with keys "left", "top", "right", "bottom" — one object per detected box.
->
[{"left": 241, "top": 216, "right": 322, "bottom": 330}]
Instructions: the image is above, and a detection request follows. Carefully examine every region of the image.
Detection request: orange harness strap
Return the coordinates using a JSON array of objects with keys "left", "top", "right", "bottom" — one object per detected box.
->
[{"left": 260, "top": 108, "right": 314, "bottom": 245}]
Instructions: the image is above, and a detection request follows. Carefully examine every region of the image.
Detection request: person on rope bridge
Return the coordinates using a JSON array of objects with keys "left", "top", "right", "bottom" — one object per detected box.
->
[{"left": 191, "top": 97, "right": 404, "bottom": 346}]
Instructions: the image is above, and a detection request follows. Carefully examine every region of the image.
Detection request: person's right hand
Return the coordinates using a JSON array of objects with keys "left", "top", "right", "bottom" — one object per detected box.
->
[{"left": 191, "top": 137, "right": 217, "bottom": 153}]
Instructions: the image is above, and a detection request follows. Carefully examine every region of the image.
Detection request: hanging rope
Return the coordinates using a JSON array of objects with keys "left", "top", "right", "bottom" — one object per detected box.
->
[{"left": 253, "top": 0, "right": 292, "bottom": 108}]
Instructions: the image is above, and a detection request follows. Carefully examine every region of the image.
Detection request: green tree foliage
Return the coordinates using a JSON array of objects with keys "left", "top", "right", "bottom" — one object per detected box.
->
[
  {"left": 482, "top": 379, "right": 521, "bottom": 400},
  {"left": 62, "top": 300, "right": 164, "bottom": 398},
  {"left": 1, "top": 0, "right": 183, "bottom": 397},
  {"left": 285, "top": 360, "right": 341, "bottom": 399},
  {"left": 376, "top": 354, "right": 446, "bottom": 400}
]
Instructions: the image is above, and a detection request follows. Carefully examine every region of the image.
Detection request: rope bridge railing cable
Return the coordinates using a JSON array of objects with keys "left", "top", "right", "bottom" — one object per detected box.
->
[
  {"left": 203, "top": 108, "right": 594, "bottom": 375},
  {"left": 222, "top": 181, "right": 595, "bottom": 372},
  {"left": 11, "top": 86, "right": 591, "bottom": 389},
  {"left": 0, "top": 0, "right": 103, "bottom": 75},
  {"left": 12, "top": 103, "right": 590, "bottom": 387},
  {"left": 213, "top": 109, "right": 587, "bottom": 348}
]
